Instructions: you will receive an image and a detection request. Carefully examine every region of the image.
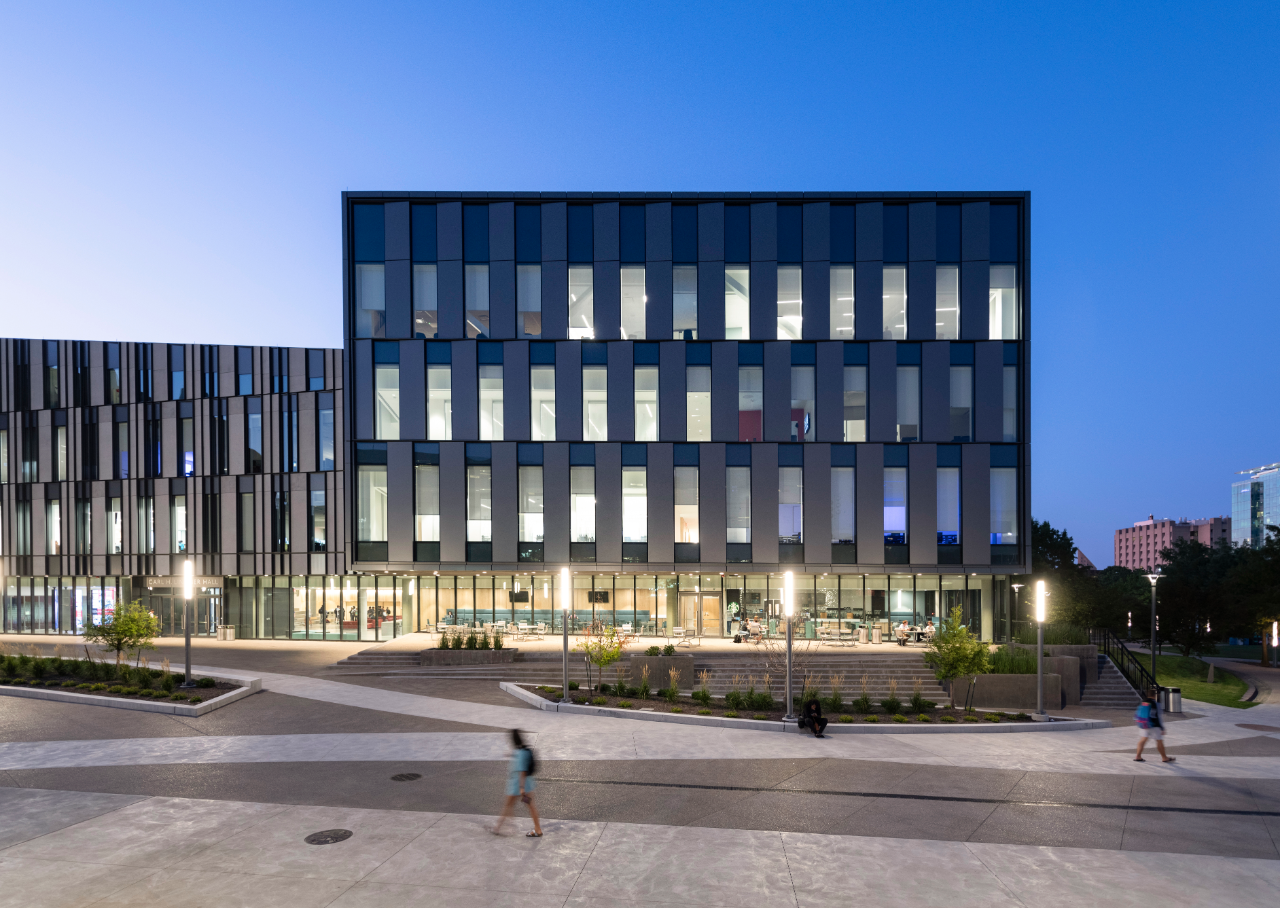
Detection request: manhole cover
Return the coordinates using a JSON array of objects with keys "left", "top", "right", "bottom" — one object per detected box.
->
[
  {"left": 1238, "top": 724, "right": 1280, "bottom": 733},
  {"left": 391, "top": 772, "right": 422, "bottom": 782},
  {"left": 305, "top": 829, "right": 354, "bottom": 845}
]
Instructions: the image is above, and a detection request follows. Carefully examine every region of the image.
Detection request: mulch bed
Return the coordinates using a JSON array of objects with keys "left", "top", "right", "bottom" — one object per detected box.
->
[
  {"left": 524, "top": 685, "right": 1033, "bottom": 724},
  {"left": 0, "top": 675, "right": 239, "bottom": 705}
]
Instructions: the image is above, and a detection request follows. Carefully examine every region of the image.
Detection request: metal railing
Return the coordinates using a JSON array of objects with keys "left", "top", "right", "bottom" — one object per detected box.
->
[{"left": 1089, "top": 627, "right": 1158, "bottom": 697}]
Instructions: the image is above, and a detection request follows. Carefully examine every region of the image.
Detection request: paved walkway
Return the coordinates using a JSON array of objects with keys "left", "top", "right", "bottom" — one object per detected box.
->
[
  {"left": 2, "top": 786, "right": 1279, "bottom": 907},
  {"left": 2, "top": 664, "right": 1279, "bottom": 777}
]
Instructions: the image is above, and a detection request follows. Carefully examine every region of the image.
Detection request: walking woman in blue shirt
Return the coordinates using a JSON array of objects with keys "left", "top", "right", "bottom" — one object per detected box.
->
[{"left": 492, "top": 729, "right": 544, "bottom": 837}]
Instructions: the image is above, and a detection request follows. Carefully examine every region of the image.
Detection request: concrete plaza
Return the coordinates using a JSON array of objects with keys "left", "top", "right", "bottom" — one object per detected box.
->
[{"left": 2, "top": 634, "right": 1279, "bottom": 905}]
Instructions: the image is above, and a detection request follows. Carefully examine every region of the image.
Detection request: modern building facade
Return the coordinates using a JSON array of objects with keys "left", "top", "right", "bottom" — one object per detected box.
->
[
  {"left": 1233, "top": 463, "right": 1280, "bottom": 549},
  {"left": 0, "top": 191, "right": 1032, "bottom": 644},
  {"left": 1113, "top": 514, "right": 1231, "bottom": 570}
]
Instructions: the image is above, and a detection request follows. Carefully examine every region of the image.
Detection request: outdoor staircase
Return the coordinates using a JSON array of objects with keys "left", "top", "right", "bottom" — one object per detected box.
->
[
  {"left": 1079, "top": 655, "right": 1141, "bottom": 709},
  {"left": 326, "top": 650, "right": 950, "bottom": 704}
]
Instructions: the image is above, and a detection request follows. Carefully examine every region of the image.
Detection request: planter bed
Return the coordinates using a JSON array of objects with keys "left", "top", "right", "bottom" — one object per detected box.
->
[
  {"left": 0, "top": 675, "right": 237, "bottom": 704},
  {"left": 521, "top": 683, "right": 1034, "bottom": 724}
]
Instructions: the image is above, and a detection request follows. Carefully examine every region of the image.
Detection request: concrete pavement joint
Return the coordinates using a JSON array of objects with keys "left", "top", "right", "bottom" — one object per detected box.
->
[{"left": 532, "top": 776, "right": 1280, "bottom": 817}]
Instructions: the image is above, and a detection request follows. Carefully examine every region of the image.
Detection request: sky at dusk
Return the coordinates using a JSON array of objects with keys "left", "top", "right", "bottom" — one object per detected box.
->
[{"left": 1, "top": 2, "right": 1278, "bottom": 566}]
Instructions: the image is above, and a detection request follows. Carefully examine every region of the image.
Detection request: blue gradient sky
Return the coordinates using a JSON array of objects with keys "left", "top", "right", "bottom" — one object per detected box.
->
[{"left": 1, "top": 3, "right": 1277, "bottom": 565}]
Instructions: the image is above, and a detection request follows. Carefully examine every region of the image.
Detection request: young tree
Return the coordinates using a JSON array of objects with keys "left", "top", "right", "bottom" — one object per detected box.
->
[
  {"left": 82, "top": 599, "right": 160, "bottom": 665},
  {"left": 924, "top": 606, "right": 991, "bottom": 709},
  {"left": 574, "top": 626, "right": 625, "bottom": 691}
]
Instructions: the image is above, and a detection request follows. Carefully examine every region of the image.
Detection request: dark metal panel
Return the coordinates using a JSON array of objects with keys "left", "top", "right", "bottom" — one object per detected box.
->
[
  {"left": 354, "top": 340, "right": 373, "bottom": 440},
  {"left": 399, "top": 340, "right": 425, "bottom": 440},
  {"left": 698, "top": 202, "right": 724, "bottom": 261},
  {"left": 750, "top": 262, "right": 776, "bottom": 343},
  {"left": 504, "top": 341, "right": 530, "bottom": 441},
  {"left": 437, "top": 260, "right": 464, "bottom": 339},
  {"left": 489, "top": 201, "right": 515, "bottom": 262},
  {"left": 962, "top": 201, "right": 990, "bottom": 261},
  {"left": 594, "top": 260, "right": 621, "bottom": 340},
  {"left": 607, "top": 341, "right": 633, "bottom": 441},
  {"left": 751, "top": 443, "right": 778, "bottom": 564},
  {"left": 856, "top": 443, "right": 884, "bottom": 564},
  {"left": 909, "top": 443, "right": 936, "bottom": 565},
  {"left": 815, "top": 341, "right": 843, "bottom": 442},
  {"left": 387, "top": 441, "right": 414, "bottom": 562},
  {"left": 962, "top": 443, "right": 991, "bottom": 564},
  {"left": 384, "top": 201, "right": 411, "bottom": 261},
  {"left": 451, "top": 341, "right": 478, "bottom": 441},
  {"left": 555, "top": 341, "right": 582, "bottom": 441},
  {"left": 595, "top": 442, "right": 622, "bottom": 564},
  {"left": 488, "top": 260, "right": 516, "bottom": 339},
  {"left": 659, "top": 341, "right": 685, "bottom": 441},
  {"left": 384, "top": 259, "right": 412, "bottom": 339},
  {"left": 541, "top": 201, "right": 567, "bottom": 262},
  {"left": 439, "top": 442, "right": 466, "bottom": 562},
  {"left": 763, "top": 342, "right": 790, "bottom": 442},
  {"left": 700, "top": 442, "right": 726, "bottom": 563},
  {"left": 854, "top": 261, "right": 882, "bottom": 341},
  {"left": 960, "top": 262, "right": 989, "bottom": 341},
  {"left": 908, "top": 260, "right": 935, "bottom": 340},
  {"left": 974, "top": 341, "right": 1004, "bottom": 442},
  {"left": 921, "top": 341, "right": 950, "bottom": 443},
  {"left": 645, "top": 201, "right": 672, "bottom": 262},
  {"left": 491, "top": 442, "right": 518, "bottom": 563},
  {"left": 710, "top": 341, "right": 738, "bottom": 441},
  {"left": 646, "top": 260, "right": 673, "bottom": 341},
  {"left": 855, "top": 202, "right": 883, "bottom": 262},
  {"left": 594, "top": 202, "right": 619, "bottom": 262},
  {"left": 437, "top": 201, "right": 463, "bottom": 261},
  {"left": 543, "top": 443, "right": 570, "bottom": 563},
  {"left": 750, "top": 201, "right": 777, "bottom": 261},
  {"left": 804, "top": 443, "right": 831, "bottom": 564},
  {"left": 868, "top": 341, "right": 896, "bottom": 443},
  {"left": 802, "top": 261, "right": 829, "bottom": 340},
  {"left": 803, "top": 202, "right": 829, "bottom": 262},
  {"left": 698, "top": 260, "right": 725, "bottom": 340},
  {"left": 909, "top": 202, "right": 936, "bottom": 262},
  {"left": 647, "top": 442, "right": 674, "bottom": 563},
  {"left": 541, "top": 260, "right": 569, "bottom": 340}
]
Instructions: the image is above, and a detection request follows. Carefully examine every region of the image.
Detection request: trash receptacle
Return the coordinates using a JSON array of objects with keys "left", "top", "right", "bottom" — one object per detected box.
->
[
  {"left": 1168, "top": 687, "right": 1181, "bottom": 713},
  {"left": 871, "top": 627, "right": 882, "bottom": 644},
  {"left": 218, "top": 625, "right": 236, "bottom": 641}
]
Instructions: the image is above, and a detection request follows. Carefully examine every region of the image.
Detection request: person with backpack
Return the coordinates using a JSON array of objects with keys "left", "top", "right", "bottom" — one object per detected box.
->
[
  {"left": 1135, "top": 691, "right": 1174, "bottom": 763},
  {"left": 492, "top": 729, "right": 544, "bottom": 836}
]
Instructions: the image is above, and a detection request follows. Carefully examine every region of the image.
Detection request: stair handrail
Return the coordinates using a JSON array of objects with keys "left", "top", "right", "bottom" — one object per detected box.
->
[{"left": 1088, "top": 627, "right": 1158, "bottom": 698}]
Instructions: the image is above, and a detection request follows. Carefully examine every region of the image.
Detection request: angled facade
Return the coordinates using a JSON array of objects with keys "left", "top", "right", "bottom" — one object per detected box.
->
[{"left": 0, "top": 191, "right": 1032, "bottom": 644}]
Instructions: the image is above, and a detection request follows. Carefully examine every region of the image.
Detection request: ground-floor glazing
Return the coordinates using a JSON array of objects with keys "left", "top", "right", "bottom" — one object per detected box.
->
[{"left": 1, "top": 572, "right": 1027, "bottom": 643}]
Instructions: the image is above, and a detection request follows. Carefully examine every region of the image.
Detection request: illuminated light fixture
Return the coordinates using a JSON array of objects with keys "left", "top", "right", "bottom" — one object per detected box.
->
[
  {"left": 784, "top": 571, "right": 794, "bottom": 618},
  {"left": 1035, "top": 580, "right": 1046, "bottom": 623},
  {"left": 560, "top": 568, "right": 570, "bottom": 610},
  {"left": 183, "top": 559, "right": 194, "bottom": 601}
]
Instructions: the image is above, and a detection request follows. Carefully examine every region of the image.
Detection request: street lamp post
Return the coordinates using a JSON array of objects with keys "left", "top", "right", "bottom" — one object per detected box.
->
[
  {"left": 783, "top": 571, "right": 795, "bottom": 721},
  {"left": 1145, "top": 572, "right": 1161, "bottom": 687},
  {"left": 1011, "top": 583, "right": 1023, "bottom": 637},
  {"left": 560, "top": 568, "right": 570, "bottom": 703},
  {"left": 1034, "top": 580, "right": 1046, "bottom": 716},
  {"left": 181, "top": 559, "right": 195, "bottom": 688}
]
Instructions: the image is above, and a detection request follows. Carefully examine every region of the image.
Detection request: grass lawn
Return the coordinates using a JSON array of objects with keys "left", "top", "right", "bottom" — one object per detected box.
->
[
  {"left": 1153, "top": 654, "right": 1255, "bottom": 709},
  {"left": 1214, "top": 643, "right": 1263, "bottom": 662}
]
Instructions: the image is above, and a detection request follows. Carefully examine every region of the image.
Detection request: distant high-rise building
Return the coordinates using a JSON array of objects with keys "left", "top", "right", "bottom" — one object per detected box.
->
[
  {"left": 1114, "top": 515, "right": 1231, "bottom": 570},
  {"left": 1233, "top": 463, "right": 1280, "bottom": 549}
]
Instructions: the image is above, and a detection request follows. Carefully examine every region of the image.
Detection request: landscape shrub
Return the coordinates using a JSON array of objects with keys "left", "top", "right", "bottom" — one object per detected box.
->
[
  {"left": 987, "top": 646, "right": 1039, "bottom": 675},
  {"left": 591, "top": 696, "right": 607, "bottom": 705},
  {"left": 568, "top": 680, "right": 579, "bottom": 690},
  {"left": 879, "top": 696, "right": 901, "bottom": 715},
  {"left": 839, "top": 715, "right": 854, "bottom": 723},
  {"left": 478, "top": 632, "right": 491, "bottom": 650},
  {"left": 197, "top": 677, "right": 216, "bottom": 689},
  {"left": 724, "top": 711, "right": 740, "bottom": 718},
  {"left": 662, "top": 644, "right": 676, "bottom": 656},
  {"left": 618, "top": 700, "right": 634, "bottom": 709},
  {"left": 645, "top": 646, "right": 661, "bottom": 656},
  {"left": 725, "top": 690, "right": 746, "bottom": 710}
]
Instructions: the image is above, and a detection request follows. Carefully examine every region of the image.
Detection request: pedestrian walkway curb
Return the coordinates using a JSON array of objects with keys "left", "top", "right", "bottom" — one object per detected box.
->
[
  {"left": 0, "top": 672, "right": 261, "bottom": 717},
  {"left": 499, "top": 683, "right": 1112, "bottom": 733}
]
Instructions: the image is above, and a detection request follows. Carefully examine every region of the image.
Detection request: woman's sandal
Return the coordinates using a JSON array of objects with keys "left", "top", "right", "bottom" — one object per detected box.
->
[
  {"left": 526, "top": 831, "right": 543, "bottom": 837},
  {"left": 1133, "top": 757, "right": 1145, "bottom": 762},
  {"left": 1162, "top": 757, "right": 1176, "bottom": 763}
]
